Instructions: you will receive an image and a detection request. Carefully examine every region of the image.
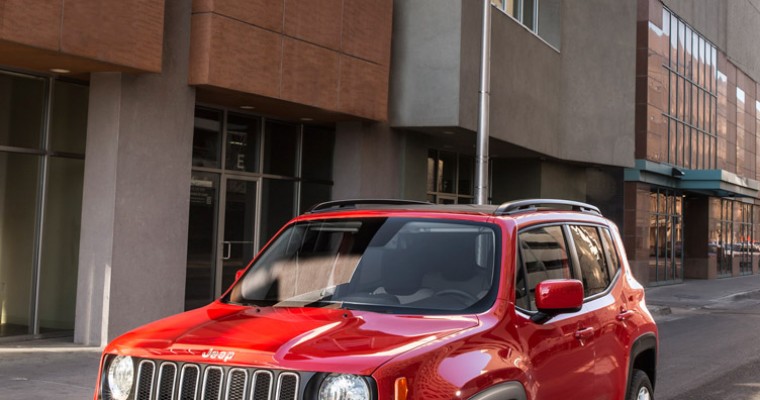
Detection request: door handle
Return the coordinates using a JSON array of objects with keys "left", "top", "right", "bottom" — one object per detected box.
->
[
  {"left": 222, "top": 241, "right": 232, "bottom": 260},
  {"left": 617, "top": 309, "right": 635, "bottom": 321},
  {"left": 574, "top": 327, "right": 595, "bottom": 340}
]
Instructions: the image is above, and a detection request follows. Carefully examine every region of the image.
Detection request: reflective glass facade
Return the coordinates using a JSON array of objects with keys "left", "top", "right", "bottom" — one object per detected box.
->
[{"left": 0, "top": 71, "right": 88, "bottom": 337}]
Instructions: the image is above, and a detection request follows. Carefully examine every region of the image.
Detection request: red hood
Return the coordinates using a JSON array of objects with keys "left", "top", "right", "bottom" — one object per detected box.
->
[{"left": 106, "top": 302, "right": 479, "bottom": 375}]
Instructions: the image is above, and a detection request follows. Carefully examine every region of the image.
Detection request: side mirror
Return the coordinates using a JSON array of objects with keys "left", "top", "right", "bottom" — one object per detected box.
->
[{"left": 531, "top": 279, "right": 584, "bottom": 323}]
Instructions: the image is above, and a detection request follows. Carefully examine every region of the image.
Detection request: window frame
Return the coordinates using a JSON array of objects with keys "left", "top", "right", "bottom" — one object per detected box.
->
[{"left": 514, "top": 222, "right": 622, "bottom": 314}]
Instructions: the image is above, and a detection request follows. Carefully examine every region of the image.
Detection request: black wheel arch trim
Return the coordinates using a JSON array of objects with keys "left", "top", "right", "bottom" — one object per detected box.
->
[
  {"left": 628, "top": 332, "right": 658, "bottom": 390},
  {"left": 468, "top": 381, "right": 527, "bottom": 400}
]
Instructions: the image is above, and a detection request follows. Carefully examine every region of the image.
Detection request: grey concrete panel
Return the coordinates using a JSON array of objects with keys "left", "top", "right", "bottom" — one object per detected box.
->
[
  {"left": 458, "top": 0, "right": 483, "bottom": 132},
  {"left": 559, "top": 0, "right": 636, "bottom": 168},
  {"left": 75, "top": 1, "right": 196, "bottom": 345},
  {"left": 486, "top": 9, "right": 562, "bottom": 158},
  {"left": 332, "top": 122, "right": 402, "bottom": 199},
  {"left": 74, "top": 72, "right": 121, "bottom": 346},
  {"left": 389, "top": 0, "right": 462, "bottom": 127},
  {"left": 726, "top": 0, "right": 760, "bottom": 82},
  {"left": 540, "top": 161, "right": 587, "bottom": 201},
  {"left": 663, "top": 0, "right": 726, "bottom": 50}
]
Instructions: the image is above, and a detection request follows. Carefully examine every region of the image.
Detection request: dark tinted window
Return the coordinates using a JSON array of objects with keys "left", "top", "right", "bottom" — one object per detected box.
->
[
  {"left": 569, "top": 225, "right": 610, "bottom": 297},
  {"left": 517, "top": 225, "right": 572, "bottom": 311},
  {"left": 229, "top": 218, "right": 499, "bottom": 315},
  {"left": 600, "top": 227, "right": 621, "bottom": 273}
]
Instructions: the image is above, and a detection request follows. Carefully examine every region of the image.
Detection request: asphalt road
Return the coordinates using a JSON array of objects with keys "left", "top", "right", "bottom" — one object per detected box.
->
[{"left": 655, "top": 294, "right": 760, "bottom": 400}]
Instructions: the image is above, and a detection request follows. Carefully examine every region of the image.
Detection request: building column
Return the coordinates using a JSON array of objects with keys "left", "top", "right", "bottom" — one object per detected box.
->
[
  {"left": 332, "top": 122, "right": 403, "bottom": 199},
  {"left": 74, "top": 1, "right": 196, "bottom": 345}
]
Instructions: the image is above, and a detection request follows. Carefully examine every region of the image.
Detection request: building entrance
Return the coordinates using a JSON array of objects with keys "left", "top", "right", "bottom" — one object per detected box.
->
[{"left": 185, "top": 106, "right": 335, "bottom": 310}]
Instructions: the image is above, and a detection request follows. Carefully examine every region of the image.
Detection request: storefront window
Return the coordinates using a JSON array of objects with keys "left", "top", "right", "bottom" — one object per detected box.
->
[
  {"left": 0, "top": 71, "right": 88, "bottom": 337},
  {"left": 648, "top": 188, "right": 683, "bottom": 283},
  {"left": 710, "top": 199, "right": 756, "bottom": 277}
]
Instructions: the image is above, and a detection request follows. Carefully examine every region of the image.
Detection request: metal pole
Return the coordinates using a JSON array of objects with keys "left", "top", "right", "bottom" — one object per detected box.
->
[{"left": 475, "top": 0, "right": 492, "bottom": 205}]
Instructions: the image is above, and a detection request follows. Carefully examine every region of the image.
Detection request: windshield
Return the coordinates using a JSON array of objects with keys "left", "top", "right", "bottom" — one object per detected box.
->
[{"left": 226, "top": 217, "right": 499, "bottom": 314}]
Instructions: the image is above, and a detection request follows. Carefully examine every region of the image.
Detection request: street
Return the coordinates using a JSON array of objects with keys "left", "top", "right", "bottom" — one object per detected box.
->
[{"left": 655, "top": 292, "right": 760, "bottom": 400}]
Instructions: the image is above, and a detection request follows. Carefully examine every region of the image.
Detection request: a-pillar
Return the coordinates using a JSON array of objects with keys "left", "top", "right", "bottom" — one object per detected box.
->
[{"left": 74, "top": 1, "right": 195, "bottom": 345}]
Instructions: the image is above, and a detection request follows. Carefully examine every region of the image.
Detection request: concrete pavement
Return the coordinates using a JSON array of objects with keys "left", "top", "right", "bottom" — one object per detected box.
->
[
  {"left": 1, "top": 274, "right": 759, "bottom": 399},
  {"left": 645, "top": 273, "right": 760, "bottom": 317},
  {"left": 0, "top": 337, "right": 101, "bottom": 399}
]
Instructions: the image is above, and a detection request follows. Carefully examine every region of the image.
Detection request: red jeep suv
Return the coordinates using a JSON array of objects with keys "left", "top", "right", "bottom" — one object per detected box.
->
[{"left": 95, "top": 199, "right": 658, "bottom": 400}]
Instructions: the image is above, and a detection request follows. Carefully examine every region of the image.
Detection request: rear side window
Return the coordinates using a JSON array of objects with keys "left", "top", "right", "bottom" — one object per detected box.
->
[
  {"left": 600, "top": 227, "right": 621, "bottom": 273},
  {"left": 516, "top": 226, "right": 571, "bottom": 311},
  {"left": 569, "top": 225, "right": 610, "bottom": 297}
]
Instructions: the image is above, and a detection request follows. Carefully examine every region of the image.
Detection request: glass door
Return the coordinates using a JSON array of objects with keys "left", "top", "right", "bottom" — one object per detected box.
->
[{"left": 218, "top": 177, "right": 259, "bottom": 294}]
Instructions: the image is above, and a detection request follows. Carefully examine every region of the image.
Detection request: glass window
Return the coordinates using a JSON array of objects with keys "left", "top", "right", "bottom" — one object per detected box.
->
[
  {"left": 229, "top": 218, "right": 498, "bottom": 314},
  {"left": 458, "top": 155, "right": 474, "bottom": 196},
  {"left": 192, "top": 107, "right": 222, "bottom": 168},
  {"left": 301, "top": 126, "right": 335, "bottom": 181},
  {"left": 225, "top": 113, "right": 260, "bottom": 172},
  {"left": 662, "top": 8, "right": 717, "bottom": 169},
  {"left": 50, "top": 81, "right": 88, "bottom": 154},
  {"left": 427, "top": 150, "right": 475, "bottom": 204},
  {"left": 0, "top": 72, "right": 46, "bottom": 149},
  {"left": 492, "top": 0, "right": 560, "bottom": 49},
  {"left": 0, "top": 152, "right": 40, "bottom": 336},
  {"left": 600, "top": 228, "right": 621, "bottom": 273},
  {"left": 185, "top": 172, "right": 219, "bottom": 310},
  {"left": 38, "top": 157, "right": 84, "bottom": 331},
  {"left": 300, "top": 182, "right": 332, "bottom": 213},
  {"left": 259, "top": 179, "right": 296, "bottom": 248},
  {"left": 522, "top": 0, "right": 535, "bottom": 30},
  {"left": 569, "top": 225, "right": 610, "bottom": 297},
  {"left": 518, "top": 225, "right": 572, "bottom": 311},
  {"left": 263, "top": 121, "right": 298, "bottom": 176}
]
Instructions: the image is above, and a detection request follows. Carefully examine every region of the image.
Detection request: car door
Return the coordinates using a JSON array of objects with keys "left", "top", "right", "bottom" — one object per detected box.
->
[
  {"left": 566, "top": 224, "right": 630, "bottom": 400},
  {"left": 514, "top": 225, "right": 601, "bottom": 400}
]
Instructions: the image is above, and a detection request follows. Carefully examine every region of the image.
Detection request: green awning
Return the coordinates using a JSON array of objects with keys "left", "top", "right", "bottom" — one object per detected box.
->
[{"left": 624, "top": 159, "right": 760, "bottom": 198}]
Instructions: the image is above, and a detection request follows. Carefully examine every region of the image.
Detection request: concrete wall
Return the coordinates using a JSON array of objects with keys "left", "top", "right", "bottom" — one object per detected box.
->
[
  {"left": 558, "top": 0, "right": 636, "bottom": 166},
  {"left": 332, "top": 122, "right": 403, "bottom": 199},
  {"left": 663, "top": 0, "right": 760, "bottom": 83},
  {"left": 391, "top": 0, "right": 637, "bottom": 168},
  {"left": 389, "top": 0, "right": 462, "bottom": 127},
  {"left": 74, "top": 1, "right": 196, "bottom": 345}
]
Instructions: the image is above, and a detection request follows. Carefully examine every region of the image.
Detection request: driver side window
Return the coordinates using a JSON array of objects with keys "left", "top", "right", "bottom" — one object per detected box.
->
[{"left": 516, "top": 225, "right": 572, "bottom": 311}]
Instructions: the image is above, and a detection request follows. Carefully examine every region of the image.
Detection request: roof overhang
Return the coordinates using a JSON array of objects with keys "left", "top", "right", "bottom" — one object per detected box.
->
[{"left": 624, "top": 159, "right": 760, "bottom": 198}]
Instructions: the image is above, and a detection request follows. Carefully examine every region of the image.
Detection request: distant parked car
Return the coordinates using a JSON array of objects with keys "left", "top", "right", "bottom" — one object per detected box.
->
[{"left": 94, "top": 199, "right": 658, "bottom": 400}]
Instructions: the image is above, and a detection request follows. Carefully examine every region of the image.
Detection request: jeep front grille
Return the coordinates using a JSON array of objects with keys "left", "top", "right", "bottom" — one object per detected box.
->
[{"left": 132, "top": 359, "right": 300, "bottom": 400}]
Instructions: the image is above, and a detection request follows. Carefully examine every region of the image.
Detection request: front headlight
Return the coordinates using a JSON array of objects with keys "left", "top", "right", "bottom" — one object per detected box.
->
[
  {"left": 107, "top": 355, "right": 134, "bottom": 400},
  {"left": 318, "top": 373, "right": 370, "bottom": 400}
]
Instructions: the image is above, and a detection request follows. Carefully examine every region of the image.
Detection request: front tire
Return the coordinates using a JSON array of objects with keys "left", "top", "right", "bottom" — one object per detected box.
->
[{"left": 627, "top": 369, "right": 654, "bottom": 400}]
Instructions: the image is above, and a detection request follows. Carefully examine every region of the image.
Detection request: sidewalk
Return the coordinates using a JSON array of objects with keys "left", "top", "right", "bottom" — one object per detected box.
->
[
  {"left": 0, "top": 337, "right": 101, "bottom": 400},
  {"left": 646, "top": 273, "right": 760, "bottom": 317},
  {"left": 1, "top": 275, "right": 760, "bottom": 399}
]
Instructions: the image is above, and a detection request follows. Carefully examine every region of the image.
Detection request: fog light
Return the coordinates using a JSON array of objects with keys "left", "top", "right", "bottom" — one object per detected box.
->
[{"left": 107, "top": 355, "right": 134, "bottom": 400}]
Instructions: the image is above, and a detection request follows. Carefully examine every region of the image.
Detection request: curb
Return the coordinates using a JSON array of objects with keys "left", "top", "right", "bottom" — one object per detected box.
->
[{"left": 647, "top": 304, "right": 672, "bottom": 317}]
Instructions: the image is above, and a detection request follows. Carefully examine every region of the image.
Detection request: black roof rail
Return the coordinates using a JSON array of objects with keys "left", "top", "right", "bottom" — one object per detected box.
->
[
  {"left": 306, "top": 199, "right": 432, "bottom": 213},
  {"left": 495, "top": 199, "right": 602, "bottom": 216}
]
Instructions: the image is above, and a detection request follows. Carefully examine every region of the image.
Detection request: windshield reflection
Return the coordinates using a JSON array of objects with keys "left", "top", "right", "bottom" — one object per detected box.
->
[{"left": 227, "top": 218, "right": 499, "bottom": 315}]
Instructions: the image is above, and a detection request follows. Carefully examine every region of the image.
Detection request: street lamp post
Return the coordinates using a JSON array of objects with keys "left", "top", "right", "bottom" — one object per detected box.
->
[{"left": 475, "top": 0, "right": 492, "bottom": 205}]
